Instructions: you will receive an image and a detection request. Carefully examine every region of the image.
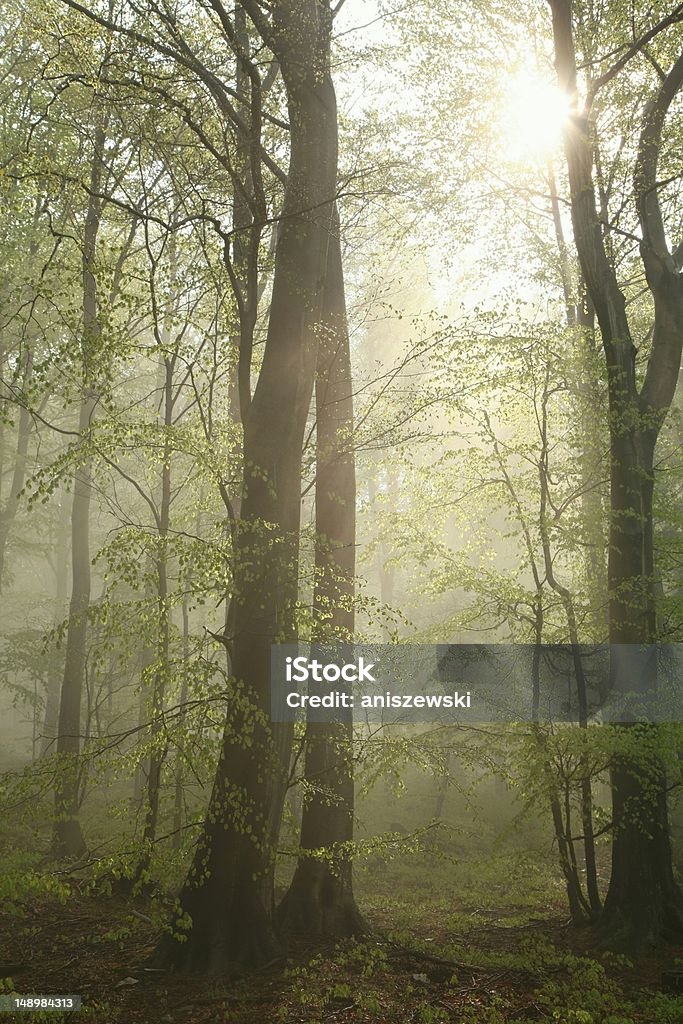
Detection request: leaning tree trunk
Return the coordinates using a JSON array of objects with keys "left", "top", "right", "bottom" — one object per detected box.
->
[
  {"left": 52, "top": 123, "right": 106, "bottom": 860},
  {"left": 276, "top": 206, "right": 365, "bottom": 939},
  {"left": 549, "top": 0, "right": 683, "bottom": 947},
  {"left": 154, "top": 0, "right": 339, "bottom": 973}
]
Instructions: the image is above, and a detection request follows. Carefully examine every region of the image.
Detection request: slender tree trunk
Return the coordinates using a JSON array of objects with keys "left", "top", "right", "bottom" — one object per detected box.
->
[
  {"left": 52, "top": 122, "right": 106, "bottom": 860},
  {"left": 532, "top": 611, "right": 588, "bottom": 922},
  {"left": 173, "top": 596, "right": 190, "bottom": 850},
  {"left": 154, "top": 1, "right": 339, "bottom": 972},
  {"left": 538, "top": 377, "right": 601, "bottom": 915},
  {"left": 133, "top": 617, "right": 155, "bottom": 805},
  {"left": 0, "top": 349, "right": 33, "bottom": 589},
  {"left": 493, "top": 420, "right": 590, "bottom": 919},
  {"left": 135, "top": 356, "right": 173, "bottom": 884},
  {"left": 0, "top": 197, "right": 45, "bottom": 589},
  {"left": 0, "top": 342, "right": 4, "bottom": 506},
  {"left": 277, "top": 207, "right": 365, "bottom": 938},
  {"left": 40, "top": 492, "right": 70, "bottom": 757},
  {"left": 433, "top": 761, "right": 452, "bottom": 820},
  {"left": 367, "top": 467, "right": 396, "bottom": 633},
  {"left": 52, "top": 397, "right": 95, "bottom": 859},
  {"left": 230, "top": 3, "right": 259, "bottom": 426}
]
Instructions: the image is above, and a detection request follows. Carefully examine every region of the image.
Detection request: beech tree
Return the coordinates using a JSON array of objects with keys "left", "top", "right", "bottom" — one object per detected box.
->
[
  {"left": 150, "top": 0, "right": 343, "bottom": 971},
  {"left": 43, "top": 0, "right": 350, "bottom": 963},
  {"left": 548, "top": 0, "right": 683, "bottom": 945},
  {"left": 276, "top": 206, "right": 365, "bottom": 938},
  {"left": 52, "top": 96, "right": 110, "bottom": 861},
  {"left": 6, "top": 4, "right": 683, "bottom": 1011}
]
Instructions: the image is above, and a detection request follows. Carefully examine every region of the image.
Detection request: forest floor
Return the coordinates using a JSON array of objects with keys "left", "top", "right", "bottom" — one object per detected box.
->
[{"left": 1, "top": 849, "right": 682, "bottom": 1024}]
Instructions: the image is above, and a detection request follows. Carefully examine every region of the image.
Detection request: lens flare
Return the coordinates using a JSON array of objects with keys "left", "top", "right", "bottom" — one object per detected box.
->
[{"left": 498, "top": 70, "right": 571, "bottom": 163}]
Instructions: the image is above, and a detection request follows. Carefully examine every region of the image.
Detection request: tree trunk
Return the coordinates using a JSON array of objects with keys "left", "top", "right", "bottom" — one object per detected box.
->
[
  {"left": 133, "top": 614, "right": 155, "bottom": 806},
  {"left": 538, "top": 363, "right": 601, "bottom": 916},
  {"left": 0, "top": 348, "right": 33, "bottom": 589},
  {"left": 134, "top": 352, "right": 174, "bottom": 886},
  {"left": 548, "top": 161, "right": 606, "bottom": 638},
  {"left": 154, "top": 1, "right": 339, "bottom": 972},
  {"left": 172, "top": 596, "right": 190, "bottom": 850},
  {"left": 277, "top": 207, "right": 365, "bottom": 939},
  {"left": 40, "top": 491, "right": 70, "bottom": 758},
  {"left": 52, "top": 395, "right": 95, "bottom": 860},
  {"left": 549, "top": 0, "right": 683, "bottom": 946},
  {"left": 533, "top": 629, "right": 588, "bottom": 923},
  {"left": 52, "top": 123, "right": 106, "bottom": 860},
  {"left": 367, "top": 466, "right": 397, "bottom": 632}
]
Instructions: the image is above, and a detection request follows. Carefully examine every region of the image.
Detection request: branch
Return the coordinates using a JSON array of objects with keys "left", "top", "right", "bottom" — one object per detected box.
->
[
  {"left": 585, "top": 4, "right": 683, "bottom": 112},
  {"left": 635, "top": 49, "right": 683, "bottom": 269},
  {"left": 238, "top": 0, "right": 274, "bottom": 48}
]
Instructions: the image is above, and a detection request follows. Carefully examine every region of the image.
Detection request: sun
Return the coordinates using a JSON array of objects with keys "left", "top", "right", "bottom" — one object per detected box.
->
[{"left": 497, "top": 69, "right": 571, "bottom": 164}]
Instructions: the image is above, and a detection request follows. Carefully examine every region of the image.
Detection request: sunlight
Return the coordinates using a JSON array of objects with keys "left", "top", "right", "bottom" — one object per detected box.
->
[{"left": 497, "top": 69, "right": 571, "bottom": 163}]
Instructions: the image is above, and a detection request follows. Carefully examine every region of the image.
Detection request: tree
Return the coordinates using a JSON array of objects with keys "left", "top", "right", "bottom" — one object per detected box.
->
[
  {"left": 52, "top": 115, "right": 107, "bottom": 860},
  {"left": 151, "top": 0, "right": 342, "bottom": 971},
  {"left": 548, "top": 0, "right": 683, "bottom": 945},
  {"left": 276, "top": 206, "right": 366, "bottom": 938}
]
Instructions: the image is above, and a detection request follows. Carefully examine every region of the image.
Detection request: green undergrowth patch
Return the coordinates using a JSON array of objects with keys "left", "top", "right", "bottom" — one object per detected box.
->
[
  {"left": 0, "top": 848, "right": 71, "bottom": 915},
  {"left": 0, "top": 895, "right": 681, "bottom": 1023},
  {"left": 356, "top": 846, "right": 565, "bottom": 938},
  {"left": 0, "top": 840, "right": 681, "bottom": 1023}
]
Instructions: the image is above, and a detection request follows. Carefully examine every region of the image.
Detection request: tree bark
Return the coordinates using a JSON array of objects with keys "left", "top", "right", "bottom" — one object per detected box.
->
[
  {"left": 276, "top": 207, "right": 365, "bottom": 939},
  {"left": 172, "top": 596, "right": 191, "bottom": 850},
  {"left": 0, "top": 348, "right": 33, "bottom": 589},
  {"left": 134, "top": 354, "right": 173, "bottom": 885},
  {"left": 52, "top": 122, "right": 106, "bottom": 860},
  {"left": 537, "top": 372, "right": 601, "bottom": 916},
  {"left": 40, "top": 492, "right": 70, "bottom": 758},
  {"left": 548, "top": 0, "right": 683, "bottom": 947},
  {"left": 154, "top": 0, "right": 339, "bottom": 972},
  {"left": 547, "top": 161, "right": 606, "bottom": 638}
]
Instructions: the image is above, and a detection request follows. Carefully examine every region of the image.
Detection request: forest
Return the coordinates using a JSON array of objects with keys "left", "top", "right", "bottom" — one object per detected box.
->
[{"left": 1, "top": 0, "right": 683, "bottom": 1021}]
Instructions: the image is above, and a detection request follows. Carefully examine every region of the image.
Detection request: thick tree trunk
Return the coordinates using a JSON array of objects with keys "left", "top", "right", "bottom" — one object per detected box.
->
[
  {"left": 154, "top": 2, "right": 339, "bottom": 972},
  {"left": 549, "top": 0, "right": 683, "bottom": 946},
  {"left": 277, "top": 208, "right": 365, "bottom": 939},
  {"left": 602, "top": 724, "right": 682, "bottom": 943},
  {"left": 601, "top": 441, "right": 683, "bottom": 942}
]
